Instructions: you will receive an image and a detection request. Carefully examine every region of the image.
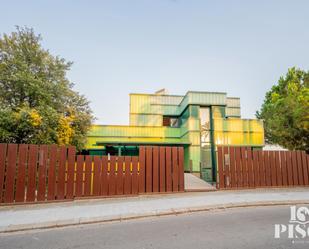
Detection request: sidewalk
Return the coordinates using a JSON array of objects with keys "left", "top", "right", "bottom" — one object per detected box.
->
[{"left": 1, "top": 188, "right": 309, "bottom": 233}]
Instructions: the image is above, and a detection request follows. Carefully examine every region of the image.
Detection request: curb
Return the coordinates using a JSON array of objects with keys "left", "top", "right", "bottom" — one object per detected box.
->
[
  {"left": 1, "top": 199, "right": 309, "bottom": 234},
  {"left": 185, "top": 189, "right": 217, "bottom": 192}
]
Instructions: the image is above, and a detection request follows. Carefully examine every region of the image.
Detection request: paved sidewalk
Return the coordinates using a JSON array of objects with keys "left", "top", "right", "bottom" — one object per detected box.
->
[{"left": 1, "top": 188, "right": 309, "bottom": 233}]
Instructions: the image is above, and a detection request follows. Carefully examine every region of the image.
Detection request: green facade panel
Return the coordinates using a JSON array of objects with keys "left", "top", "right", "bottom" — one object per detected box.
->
[
  {"left": 226, "top": 97, "right": 240, "bottom": 107},
  {"left": 179, "top": 118, "right": 200, "bottom": 136},
  {"left": 129, "top": 114, "right": 162, "bottom": 126},
  {"left": 188, "top": 146, "right": 201, "bottom": 172},
  {"left": 226, "top": 107, "right": 241, "bottom": 117},
  {"left": 212, "top": 106, "right": 226, "bottom": 118},
  {"left": 184, "top": 146, "right": 190, "bottom": 171}
]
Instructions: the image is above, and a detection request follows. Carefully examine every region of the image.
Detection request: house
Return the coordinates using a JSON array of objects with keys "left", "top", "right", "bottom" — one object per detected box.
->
[{"left": 84, "top": 90, "right": 264, "bottom": 183}]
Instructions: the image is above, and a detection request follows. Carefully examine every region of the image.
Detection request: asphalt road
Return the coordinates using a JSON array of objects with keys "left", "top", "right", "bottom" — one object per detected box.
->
[{"left": 0, "top": 205, "right": 308, "bottom": 249}]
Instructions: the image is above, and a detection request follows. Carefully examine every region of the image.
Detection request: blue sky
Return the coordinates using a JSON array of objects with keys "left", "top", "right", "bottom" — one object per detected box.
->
[{"left": 1, "top": 0, "right": 308, "bottom": 124}]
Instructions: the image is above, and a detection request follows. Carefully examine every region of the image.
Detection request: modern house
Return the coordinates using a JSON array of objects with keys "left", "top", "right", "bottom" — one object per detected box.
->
[{"left": 85, "top": 89, "right": 264, "bottom": 183}]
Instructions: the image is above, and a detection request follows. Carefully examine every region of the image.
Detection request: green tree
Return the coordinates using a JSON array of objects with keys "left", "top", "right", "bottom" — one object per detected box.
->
[
  {"left": 256, "top": 67, "right": 309, "bottom": 152},
  {"left": 0, "top": 27, "right": 94, "bottom": 150}
]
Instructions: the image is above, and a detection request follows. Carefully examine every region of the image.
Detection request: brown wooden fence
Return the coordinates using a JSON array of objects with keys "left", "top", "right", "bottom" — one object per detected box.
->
[
  {"left": 0, "top": 144, "right": 184, "bottom": 204},
  {"left": 217, "top": 146, "right": 309, "bottom": 189}
]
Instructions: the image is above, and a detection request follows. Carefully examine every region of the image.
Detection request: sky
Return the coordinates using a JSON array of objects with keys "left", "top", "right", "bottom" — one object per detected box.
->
[{"left": 1, "top": 0, "right": 308, "bottom": 124}]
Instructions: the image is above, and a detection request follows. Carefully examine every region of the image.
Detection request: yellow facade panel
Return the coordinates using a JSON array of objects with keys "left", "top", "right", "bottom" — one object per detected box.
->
[
  {"left": 214, "top": 131, "right": 264, "bottom": 146},
  {"left": 213, "top": 118, "right": 264, "bottom": 133},
  {"left": 88, "top": 125, "right": 181, "bottom": 138}
]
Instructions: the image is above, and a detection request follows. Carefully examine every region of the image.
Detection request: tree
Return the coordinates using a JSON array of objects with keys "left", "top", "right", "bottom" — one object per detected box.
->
[
  {"left": 256, "top": 67, "right": 309, "bottom": 152},
  {"left": 0, "top": 27, "right": 94, "bottom": 150}
]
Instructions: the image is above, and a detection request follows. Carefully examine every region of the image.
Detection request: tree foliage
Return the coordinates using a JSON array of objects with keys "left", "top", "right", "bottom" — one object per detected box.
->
[
  {"left": 256, "top": 67, "right": 309, "bottom": 152},
  {"left": 0, "top": 27, "right": 94, "bottom": 150}
]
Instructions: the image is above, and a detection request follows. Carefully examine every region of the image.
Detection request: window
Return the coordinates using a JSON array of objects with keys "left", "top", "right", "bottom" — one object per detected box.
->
[
  {"left": 170, "top": 117, "right": 179, "bottom": 127},
  {"left": 162, "top": 116, "right": 179, "bottom": 128}
]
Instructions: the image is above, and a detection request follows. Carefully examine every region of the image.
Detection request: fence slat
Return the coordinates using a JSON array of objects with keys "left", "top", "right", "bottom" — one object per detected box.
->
[
  {"left": 172, "top": 147, "right": 179, "bottom": 191},
  {"left": 264, "top": 151, "right": 271, "bottom": 186},
  {"left": 238, "top": 147, "right": 244, "bottom": 187},
  {"left": 93, "top": 156, "right": 102, "bottom": 196},
  {"left": 131, "top": 156, "right": 138, "bottom": 194},
  {"left": 84, "top": 156, "right": 92, "bottom": 196},
  {"left": 307, "top": 154, "right": 309, "bottom": 185},
  {"left": 296, "top": 151, "right": 304, "bottom": 185},
  {"left": 92, "top": 156, "right": 101, "bottom": 196},
  {"left": 178, "top": 147, "right": 184, "bottom": 192},
  {"left": 258, "top": 151, "right": 265, "bottom": 187},
  {"left": 286, "top": 151, "right": 293, "bottom": 186},
  {"left": 26, "top": 145, "right": 38, "bottom": 202},
  {"left": 66, "top": 146, "right": 76, "bottom": 199},
  {"left": 152, "top": 147, "right": 159, "bottom": 193},
  {"left": 4, "top": 144, "right": 18, "bottom": 203},
  {"left": 165, "top": 147, "right": 172, "bottom": 192},
  {"left": 270, "top": 151, "right": 277, "bottom": 186},
  {"left": 108, "top": 156, "right": 116, "bottom": 195},
  {"left": 280, "top": 151, "right": 288, "bottom": 186},
  {"left": 241, "top": 147, "right": 248, "bottom": 187},
  {"left": 302, "top": 152, "right": 309, "bottom": 186},
  {"left": 229, "top": 147, "right": 236, "bottom": 188},
  {"left": 252, "top": 150, "right": 260, "bottom": 187},
  {"left": 0, "top": 144, "right": 7, "bottom": 203},
  {"left": 146, "top": 147, "right": 153, "bottom": 193},
  {"left": 247, "top": 148, "right": 254, "bottom": 188},
  {"left": 223, "top": 147, "right": 230, "bottom": 188},
  {"left": 235, "top": 147, "right": 242, "bottom": 188},
  {"left": 124, "top": 156, "right": 132, "bottom": 195},
  {"left": 116, "top": 156, "right": 124, "bottom": 195},
  {"left": 138, "top": 147, "right": 146, "bottom": 193},
  {"left": 47, "top": 145, "right": 58, "bottom": 200},
  {"left": 159, "top": 147, "right": 166, "bottom": 192},
  {"left": 275, "top": 151, "right": 282, "bottom": 186},
  {"left": 217, "top": 147, "right": 224, "bottom": 189},
  {"left": 100, "top": 157, "right": 108, "bottom": 196},
  {"left": 75, "top": 155, "right": 84, "bottom": 197},
  {"left": 291, "top": 152, "right": 299, "bottom": 185},
  {"left": 57, "top": 147, "right": 67, "bottom": 200},
  {"left": 37, "top": 145, "right": 48, "bottom": 201},
  {"left": 15, "top": 144, "right": 28, "bottom": 202}
]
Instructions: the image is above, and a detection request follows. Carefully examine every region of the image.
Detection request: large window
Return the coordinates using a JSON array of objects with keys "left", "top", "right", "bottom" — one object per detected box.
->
[
  {"left": 200, "top": 107, "right": 211, "bottom": 144},
  {"left": 199, "top": 107, "right": 212, "bottom": 169}
]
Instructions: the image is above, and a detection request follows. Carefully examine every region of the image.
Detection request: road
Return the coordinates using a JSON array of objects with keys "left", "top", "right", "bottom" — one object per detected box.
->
[{"left": 0, "top": 205, "right": 307, "bottom": 249}]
